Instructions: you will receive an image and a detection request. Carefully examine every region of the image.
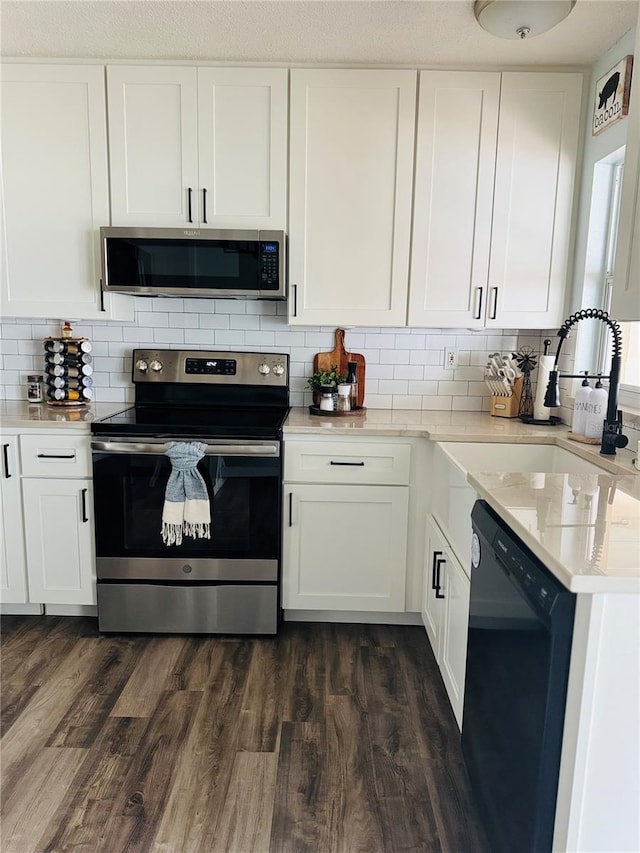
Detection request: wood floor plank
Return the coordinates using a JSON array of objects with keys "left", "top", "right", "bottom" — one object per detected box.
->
[
  {"left": 324, "top": 695, "right": 385, "bottom": 853},
  {"left": 208, "top": 752, "right": 278, "bottom": 853},
  {"left": 1, "top": 637, "right": 117, "bottom": 796},
  {"left": 151, "top": 641, "right": 253, "bottom": 852},
  {"left": 46, "top": 638, "right": 142, "bottom": 748},
  {"left": 1, "top": 746, "right": 87, "bottom": 853},
  {"left": 96, "top": 689, "right": 202, "bottom": 853},
  {"left": 109, "top": 637, "right": 187, "bottom": 718},
  {"left": 37, "top": 715, "right": 150, "bottom": 853},
  {"left": 238, "top": 637, "right": 292, "bottom": 752},
  {"left": 269, "top": 720, "right": 327, "bottom": 853}
]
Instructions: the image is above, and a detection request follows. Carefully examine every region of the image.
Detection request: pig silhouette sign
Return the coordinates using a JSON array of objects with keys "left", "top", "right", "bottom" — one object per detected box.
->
[{"left": 592, "top": 55, "right": 633, "bottom": 135}]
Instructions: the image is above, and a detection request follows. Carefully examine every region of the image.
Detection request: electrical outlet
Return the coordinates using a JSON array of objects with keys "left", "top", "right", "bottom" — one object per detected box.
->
[{"left": 445, "top": 348, "right": 457, "bottom": 370}]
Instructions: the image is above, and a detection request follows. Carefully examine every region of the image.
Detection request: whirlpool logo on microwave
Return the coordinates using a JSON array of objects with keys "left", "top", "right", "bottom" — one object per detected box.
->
[{"left": 183, "top": 230, "right": 201, "bottom": 237}]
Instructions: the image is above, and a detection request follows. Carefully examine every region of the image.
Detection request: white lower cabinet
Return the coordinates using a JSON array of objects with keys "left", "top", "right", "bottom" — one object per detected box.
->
[
  {"left": 422, "top": 514, "right": 470, "bottom": 729},
  {"left": 0, "top": 431, "right": 96, "bottom": 611},
  {"left": 283, "top": 438, "right": 410, "bottom": 613},
  {"left": 0, "top": 436, "right": 28, "bottom": 603},
  {"left": 22, "top": 478, "right": 95, "bottom": 605}
]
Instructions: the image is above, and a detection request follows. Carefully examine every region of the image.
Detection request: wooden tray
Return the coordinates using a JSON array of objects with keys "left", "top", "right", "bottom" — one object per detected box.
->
[
  {"left": 309, "top": 406, "right": 367, "bottom": 417},
  {"left": 566, "top": 431, "right": 600, "bottom": 445},
  {"left": 313, "top": 329, "right": 365, "bottom": 409}
]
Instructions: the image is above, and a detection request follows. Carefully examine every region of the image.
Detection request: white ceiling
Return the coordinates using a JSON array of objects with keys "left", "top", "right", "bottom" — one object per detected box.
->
[{"left": 1, "top": 0, "right": 638, "bottom": 68}]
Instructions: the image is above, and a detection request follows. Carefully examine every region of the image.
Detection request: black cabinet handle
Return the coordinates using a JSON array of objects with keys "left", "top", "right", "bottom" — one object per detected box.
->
[
  {"left": 330, "top": 461, "right": 365, "bottom": 467},
  {"left": 202, "top": 188, "right": 208, "bottom": 224},
  {"left": 432, "top": 550, "right": 443, "bottom": 590},
  {"left": 187, "top": 187, "right": 193, "bottom": 223},
  {"left": 291, "top": 284, "right": 297, "bottom": 317},
  {"left": 37, "top": 453, "right": 75, "bottom": 459},
  {"left": 490, "top": 286, "right": 498, "bottom": 320},
  {"left": 81, "top": 488, "right": 89, "bottom": 523},
  {"left": 288, "top": 492, "right": 293, "bottom": 527},
  {"left": 2, "top": 444, "right": 11, "bottom": 478},
  {"left": 474, "top": 287, "right": 484, "bottom": 320},
  {"left": 435, "top": 557, "right": 446, "bottom": 599}
]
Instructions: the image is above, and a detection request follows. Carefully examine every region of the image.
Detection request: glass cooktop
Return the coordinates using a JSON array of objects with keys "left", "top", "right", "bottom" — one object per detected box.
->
[{"left": 90, "top": 405, "right": 289, "bottom": 439}]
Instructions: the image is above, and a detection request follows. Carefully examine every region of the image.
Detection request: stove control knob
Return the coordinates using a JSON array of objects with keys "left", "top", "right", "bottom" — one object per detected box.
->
[
  {"left": 149, "top": 359, "right": 163, "bottom": 373},
  {"left": 136, "top": 359, "right": 149, "bottom": 373},
  {"left": 258, "top": 363, "right": 271, "bottom": 376},
  {"left": 273, "top": 364, "right": 285, "bottom": 377}
]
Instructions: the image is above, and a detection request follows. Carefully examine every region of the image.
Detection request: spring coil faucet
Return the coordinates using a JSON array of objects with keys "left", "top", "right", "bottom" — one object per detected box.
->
[{"left": 543, "top": 308, "right": 629, "bottom": 456}]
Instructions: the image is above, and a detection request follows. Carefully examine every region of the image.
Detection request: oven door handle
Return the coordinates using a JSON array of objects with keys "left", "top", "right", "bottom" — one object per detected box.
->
[{"left": 91, "top": 440, "right": 280, "bottom": 457}]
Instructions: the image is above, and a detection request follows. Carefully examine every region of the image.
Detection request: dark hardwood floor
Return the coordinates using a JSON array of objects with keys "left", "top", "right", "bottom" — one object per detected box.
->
[{"left": 0, "top": 616, "right": 488, "bottom": 853}]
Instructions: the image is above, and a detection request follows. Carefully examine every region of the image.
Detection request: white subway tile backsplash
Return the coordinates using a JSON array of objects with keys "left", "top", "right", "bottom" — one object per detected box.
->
[{"left": 0, "top": 309, "right": 550, "bottom": 413}]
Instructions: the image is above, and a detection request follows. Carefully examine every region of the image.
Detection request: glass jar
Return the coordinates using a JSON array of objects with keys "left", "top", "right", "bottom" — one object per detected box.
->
[
  {"left": 319, "top": 385, "right": 336, "bottom": 412},
  {"left": 27, "top": 374, "right": 44, "bottom": 402},
  {"left": 336, "top": 384, "right": 351, "bottom": 412}
]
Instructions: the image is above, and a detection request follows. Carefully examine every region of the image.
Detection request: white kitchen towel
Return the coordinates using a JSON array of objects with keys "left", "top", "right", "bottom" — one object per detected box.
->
[{"left": 162, "top": 441, "right": 211, "bottom": 546}]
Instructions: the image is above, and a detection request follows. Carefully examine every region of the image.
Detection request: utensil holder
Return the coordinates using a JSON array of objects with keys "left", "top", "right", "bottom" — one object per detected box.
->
[{"left": 490, "top": 377, "right": 523, "bottom": 418}]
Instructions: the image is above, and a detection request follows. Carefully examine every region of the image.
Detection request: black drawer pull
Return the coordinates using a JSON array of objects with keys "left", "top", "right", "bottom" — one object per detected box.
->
[
  {"left": 81, "top": 488, "right": 89, "bottom": 523},
  {"left": 37, "top": 453, "right": 75, "bottom": 459},
  {"left": 330, "top": 461, "right": 365, "bottom": 466},
  {"left": 2, "top": 444, "right": 11, "bottom": 478}
]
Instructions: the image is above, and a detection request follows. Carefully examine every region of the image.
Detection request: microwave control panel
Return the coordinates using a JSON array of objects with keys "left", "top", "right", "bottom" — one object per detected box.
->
[{"left": 260, "top": 242, "right": 280, "bottom": 288}]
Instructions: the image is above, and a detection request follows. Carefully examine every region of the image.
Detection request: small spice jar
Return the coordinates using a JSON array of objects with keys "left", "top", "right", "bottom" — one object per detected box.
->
[
  {"left": 27, "top": 374, "right": 44, "bottom": 403},
  {"left": 336, "top": 384, "right": 352, "bottom": 412},
  {"left": 319, "top": 385, "right": 336, "bottom": 412}
]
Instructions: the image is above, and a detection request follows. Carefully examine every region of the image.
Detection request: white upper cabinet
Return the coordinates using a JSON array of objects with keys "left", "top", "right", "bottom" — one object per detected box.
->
[
  {"left": 409, "top": 71, "right": 500, "bottom": 328},
  {"left": 107, "top": 66, "right": 287, "bottom": 229},
  {"left": 0, "top": 64, "right": 130, "bottom": 321},
  {"left": 612, "top": 20, "right": 640, "bottom": 321},
  {"left": 409, "top": 71, "right": 583, "bottom": 330},
  {"left": 289, "top": 69, "right": 416, "bottom": 326}
]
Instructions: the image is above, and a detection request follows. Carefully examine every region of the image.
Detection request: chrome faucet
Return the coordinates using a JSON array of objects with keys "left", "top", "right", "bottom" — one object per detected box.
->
[{"left": 543, "top": 308, "right": 629, "bottom": 456}]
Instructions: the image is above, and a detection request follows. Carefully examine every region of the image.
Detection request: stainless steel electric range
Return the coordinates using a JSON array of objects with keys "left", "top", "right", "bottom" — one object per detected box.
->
[{"left": 90, "top": 349, "right": 289, "bottom": 635}]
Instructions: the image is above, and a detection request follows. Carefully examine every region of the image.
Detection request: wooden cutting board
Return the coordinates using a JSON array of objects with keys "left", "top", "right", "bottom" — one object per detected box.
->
[{"left": 313, "top": 328, "right": 366, "bottom": 408}]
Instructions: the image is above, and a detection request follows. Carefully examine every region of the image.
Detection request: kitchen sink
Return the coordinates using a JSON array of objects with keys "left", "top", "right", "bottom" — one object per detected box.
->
[{"left": 436, "top": 442, "right": 605, "bottom": 477}]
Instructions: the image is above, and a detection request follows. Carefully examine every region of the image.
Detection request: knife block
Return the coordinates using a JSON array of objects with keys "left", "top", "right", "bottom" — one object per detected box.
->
[{"left": 490, "top": 377, "right": 523, "bottom": 418}]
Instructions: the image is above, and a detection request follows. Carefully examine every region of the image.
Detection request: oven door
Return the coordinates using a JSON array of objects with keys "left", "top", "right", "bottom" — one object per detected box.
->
[{"left": 91, "top": 436, "right": 281, "bottom": 583}]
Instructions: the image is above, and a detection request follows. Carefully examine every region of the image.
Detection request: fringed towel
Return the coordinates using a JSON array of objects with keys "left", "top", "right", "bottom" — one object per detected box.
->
[{"left": 162, "top": 441, "right": 211, "bottom": 546}]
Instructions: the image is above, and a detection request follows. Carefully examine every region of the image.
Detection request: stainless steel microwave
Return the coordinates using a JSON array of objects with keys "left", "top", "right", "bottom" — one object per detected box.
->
[{"left": 100, "top": 227, "right": 286, "bottom": 300}]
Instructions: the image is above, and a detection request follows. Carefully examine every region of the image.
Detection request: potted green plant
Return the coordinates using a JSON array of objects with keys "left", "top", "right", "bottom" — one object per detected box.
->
[{"left": 307, "top": 364, "right": 348, "bottom": 407}]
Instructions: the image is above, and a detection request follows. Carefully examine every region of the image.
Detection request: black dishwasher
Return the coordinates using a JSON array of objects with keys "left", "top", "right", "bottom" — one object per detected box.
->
[{"left": 462, "top": 500, "right": 576, "bottom": 853}]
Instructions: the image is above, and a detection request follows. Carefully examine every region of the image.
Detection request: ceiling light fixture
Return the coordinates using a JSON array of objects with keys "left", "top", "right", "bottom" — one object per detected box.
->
[{"left": 473, "top": 0, "right": 577, "bottom": 40}]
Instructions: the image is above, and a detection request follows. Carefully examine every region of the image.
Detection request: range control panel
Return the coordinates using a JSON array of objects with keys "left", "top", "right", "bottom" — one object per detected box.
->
[
  {"left": 132, "top": 349, "right": 288, "bottom": 386},
  {"left": 185, "top": 358, "right": 236, "bottom": 376}
]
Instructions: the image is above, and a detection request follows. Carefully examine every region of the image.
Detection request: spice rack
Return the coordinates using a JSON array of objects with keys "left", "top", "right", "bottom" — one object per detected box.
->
[{"left": 44, "top": 335, "right": 94, "bottom": 407}]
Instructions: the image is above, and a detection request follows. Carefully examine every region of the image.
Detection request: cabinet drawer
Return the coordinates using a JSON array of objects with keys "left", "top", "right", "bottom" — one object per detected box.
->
[
  {"left": 20, "top": 434, "right": 91, "bottom": 478},
  {"left": 284, "top": 440, "right": 411, "bottom": 485}
]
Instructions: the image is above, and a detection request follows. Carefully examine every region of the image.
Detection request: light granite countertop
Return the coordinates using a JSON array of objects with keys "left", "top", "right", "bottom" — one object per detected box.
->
[
  {"left": 0, "top": 400, "right": 129, "bottom": 431},
  {"left": 468, "top": 470, "right": 640, "bottom": 593},
  {"left": 3, "top": 401, "right": 638, "bottom": 592}
]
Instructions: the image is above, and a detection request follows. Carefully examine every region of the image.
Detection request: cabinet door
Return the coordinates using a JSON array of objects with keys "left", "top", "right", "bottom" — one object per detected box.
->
[
  {"left": 0, "top": 438, "right": 28, "bottom": 604},
  {"left": 612, "top": 24, "right": 640, "bottom": 320},
  {"left": 107, "top": 66, "right": 199, "bottom": 226},
  {"left": 422, "top": 515, "right": 446, "bottom": 658},
  {"left": 289, "top": 69, "right": 416, "bottom": 326},
  {"left": 408, "top": 71, "right": 500, "bottom": 328},
  {"left": 283, "top": 483, "right": 408, "bottom": 611},
  {"left": 22, "top": 478, "right": 95, "bottom": 605},
  {"left": 197, "top": 68, "right": 287, "bottom": 229},
  {"left": 487, "top": 72, "right": 583, "bottom": 329},
  {"left": 0, "top": 64, "right": 128, "bottom": 320},
  {"left": 439, "top": 546, "right": 471, "bottom": 730}
]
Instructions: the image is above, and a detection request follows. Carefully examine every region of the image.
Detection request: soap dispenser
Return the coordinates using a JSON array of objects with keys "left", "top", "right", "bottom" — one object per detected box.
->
[
  {"left": 571, "top": 372, "right": 591, "bottom": 436},
  {"left": 584, "top": 376, "right": 608, "bottom": 439}
]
